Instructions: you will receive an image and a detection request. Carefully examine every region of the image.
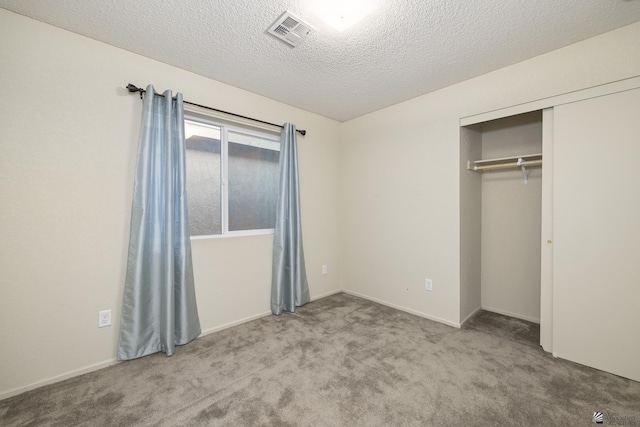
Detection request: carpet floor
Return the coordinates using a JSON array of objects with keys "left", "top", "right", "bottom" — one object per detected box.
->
[{"left": 1, "top": 292, "right": 639, "bottom": 426}]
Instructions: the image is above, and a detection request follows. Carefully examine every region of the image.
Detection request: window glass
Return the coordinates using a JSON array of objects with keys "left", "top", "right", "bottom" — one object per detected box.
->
[
  {"left": 185, "top": 121, "right": 221, "bottom": 236},
  {"left": 228, "top": 131, "right": 280, "bottom": 231},
  {"left": 184, "top": 118, "right": 280, "bottom": 237}
]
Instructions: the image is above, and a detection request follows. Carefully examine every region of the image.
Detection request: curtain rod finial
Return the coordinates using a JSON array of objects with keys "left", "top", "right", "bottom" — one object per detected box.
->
[{"left": 126, "top": 84, "right": 144, "bottom": 99}]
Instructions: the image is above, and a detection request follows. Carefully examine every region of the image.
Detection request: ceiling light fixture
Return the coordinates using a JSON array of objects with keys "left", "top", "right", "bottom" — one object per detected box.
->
[{"left": 312, "top": 0, "right": 376, "bottom": 31}]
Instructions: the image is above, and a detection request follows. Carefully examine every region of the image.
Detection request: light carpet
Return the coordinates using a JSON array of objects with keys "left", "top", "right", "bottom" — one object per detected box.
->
[{"left": 1, "top": 293, "right": 639, "bottom": 426}]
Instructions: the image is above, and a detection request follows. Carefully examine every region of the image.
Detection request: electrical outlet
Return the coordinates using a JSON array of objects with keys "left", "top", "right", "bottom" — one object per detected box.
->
[
  {"left": 322, "top": 265, "right": 328, "bottom": 275},
  {"left": 98, "top": 310, "right": 112, "bottom": 328},
  {"left": 425, "top": 279, "right": 433, "bottom": 291}
]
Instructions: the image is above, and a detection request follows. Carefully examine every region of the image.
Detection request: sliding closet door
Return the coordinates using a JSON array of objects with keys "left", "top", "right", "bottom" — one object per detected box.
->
[{"left": 553, "top": 88, "right": 640, "bottom": 382}]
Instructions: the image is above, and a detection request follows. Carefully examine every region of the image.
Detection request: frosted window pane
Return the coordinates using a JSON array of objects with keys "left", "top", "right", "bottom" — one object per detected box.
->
[
  {"left": 185, "top": 122, "right": 221, "bottom": 236},
  {"left": 228, "top": 131, "right": 279, "bottom": 231}
]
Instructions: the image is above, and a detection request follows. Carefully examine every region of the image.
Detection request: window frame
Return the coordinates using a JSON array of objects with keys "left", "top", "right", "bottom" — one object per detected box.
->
[{"left": 184, "top": 112, "right": 281, "bottom": 240}]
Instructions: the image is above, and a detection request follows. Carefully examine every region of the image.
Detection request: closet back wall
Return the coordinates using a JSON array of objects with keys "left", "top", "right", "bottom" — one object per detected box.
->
[{"left": 481, "top": 113, "right": 542, "bottom": 322}]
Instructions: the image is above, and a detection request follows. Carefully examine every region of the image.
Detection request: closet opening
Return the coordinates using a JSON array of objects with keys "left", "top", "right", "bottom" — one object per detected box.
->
[{"left": 460, "top": 110, "right": 543, "bottom": 347}]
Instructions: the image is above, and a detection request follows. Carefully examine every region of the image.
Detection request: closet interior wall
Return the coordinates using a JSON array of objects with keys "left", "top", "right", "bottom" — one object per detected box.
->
[{"left": 460, "top": 111, "right": 543, "bottom": 325}]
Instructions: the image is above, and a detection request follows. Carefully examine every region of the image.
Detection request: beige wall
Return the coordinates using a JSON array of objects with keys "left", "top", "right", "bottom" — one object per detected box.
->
[
  {"left": 340, "top": 21, "right": 640, "bottom": 326},
  {"left": 2, "top": 9, "right": 640, "bottom": 397},
  {"left": 0, "top": 9, "right": 341, "bottom": 398},
  {"left": 480, "top": 112, "right": 542, "bottom": 323}
]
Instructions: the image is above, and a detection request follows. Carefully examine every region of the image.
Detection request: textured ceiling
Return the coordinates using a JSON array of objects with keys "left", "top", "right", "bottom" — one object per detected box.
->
[{"left": 1, "top": 0, "right": 640, "bottom": 121}]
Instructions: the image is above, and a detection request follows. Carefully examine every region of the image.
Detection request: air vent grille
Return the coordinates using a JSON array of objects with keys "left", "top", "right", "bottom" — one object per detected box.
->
[
  {"left": 282, "top": 16, "right": 299, "bottom": 28},
  {"left": 267, "top": 11, "right": 314, "bottom": 47},
  {"left": 273, "top": 25, "right": 288, "bottom": 36}
]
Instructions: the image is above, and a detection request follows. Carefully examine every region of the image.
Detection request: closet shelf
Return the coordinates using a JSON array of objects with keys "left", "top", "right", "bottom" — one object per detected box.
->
[{"left": 467, "top": 153, "right": 542, "bottom": 172}]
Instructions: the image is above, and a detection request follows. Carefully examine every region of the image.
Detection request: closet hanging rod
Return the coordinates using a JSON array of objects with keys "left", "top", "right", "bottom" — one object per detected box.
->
[
  {"left": 471, "top": 159, "right": 542, "bottom": 171},
  {"left": 467, "top": 153, "right": 542, "bottom": 172},
  {"left": 126, "top": 84, "right": 306, "bottom": 136}
]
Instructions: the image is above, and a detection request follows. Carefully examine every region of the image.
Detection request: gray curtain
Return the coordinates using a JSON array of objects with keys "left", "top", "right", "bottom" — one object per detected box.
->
[
  {"left": 118, "top": 85, "right": 201, "bottom": 360},
  {"left": 271, "top": 123, "right": 310, "bottom": 315}
]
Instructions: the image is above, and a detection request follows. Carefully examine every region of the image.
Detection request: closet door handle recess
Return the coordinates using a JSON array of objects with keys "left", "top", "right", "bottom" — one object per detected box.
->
[{"left": 547, "top": 240, "right": 552, "bottom": 244}]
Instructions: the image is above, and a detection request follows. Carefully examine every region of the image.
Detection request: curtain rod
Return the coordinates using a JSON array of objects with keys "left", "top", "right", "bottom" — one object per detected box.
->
[{"left": 126, "top": 84, "right": 306, "bottom": 136}]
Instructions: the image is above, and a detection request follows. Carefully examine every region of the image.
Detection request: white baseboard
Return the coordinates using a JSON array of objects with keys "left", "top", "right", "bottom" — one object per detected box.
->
[
  {"left": 0, "top": 287, "right": 438, "bottom": 401},
  {"left": 0, "top": 358, "right": 120, "bottom": 401},
  {"left": 4, "top": 309, "right": 276, "bottom": 401},
  {"left": 200, "top": 288, "right": 342, "bottom": 337},
  {"left": 342, "top": 289, "right": 461, "bottom": 328},
  {"left": 311, "top": 288, "right": 343, "bottom": 301},
  {"left": 481, "top": 306, "right": 540, "bottom": 324},
  {"left": 460, "top": 306, "right": 483, "bottom": 327},
  {"left": 200, "top": 311, "right": 272, "bottom": 337}
]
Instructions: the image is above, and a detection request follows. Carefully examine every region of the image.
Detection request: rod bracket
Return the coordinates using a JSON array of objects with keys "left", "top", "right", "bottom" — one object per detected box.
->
[{"left": 517, "top": 157, "right": 529, "bottom": 184}]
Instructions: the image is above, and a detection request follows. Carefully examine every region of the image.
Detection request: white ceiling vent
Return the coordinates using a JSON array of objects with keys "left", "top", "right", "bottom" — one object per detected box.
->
[{"left": 267, "top": 11, "right": 314, "bottom": 47}]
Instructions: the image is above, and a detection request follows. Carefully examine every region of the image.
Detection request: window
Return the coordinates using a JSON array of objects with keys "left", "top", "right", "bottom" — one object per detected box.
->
[{"left": 184, "top": 117, "right": 280, "bottom": 237}]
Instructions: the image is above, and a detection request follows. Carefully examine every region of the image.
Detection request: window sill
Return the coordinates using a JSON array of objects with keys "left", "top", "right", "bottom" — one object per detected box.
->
[{"left": 190, "top": 229, "right": 275, "bottom": 240}]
